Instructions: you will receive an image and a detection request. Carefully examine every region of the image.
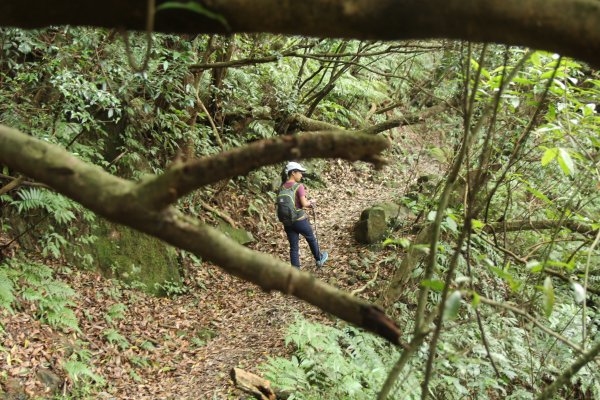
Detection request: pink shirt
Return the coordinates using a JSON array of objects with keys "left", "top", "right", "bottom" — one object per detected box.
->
[{"left": 283, "top": 181, "right": 305, "bottom": 209}]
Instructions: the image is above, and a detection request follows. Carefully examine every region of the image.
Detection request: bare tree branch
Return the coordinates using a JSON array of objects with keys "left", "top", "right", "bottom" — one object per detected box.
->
[
  {"left": 190, "top": 45, "right": 442, "bottom": 70},
  {"left": 137, "top": 130, "right": 389, "bottom": 210},
  {"left": 357, "top": 104, "right": 449, "bottom": 135},
  {"left": 0, "top": 175, "right": 25, "bottom": 195},
  {"left": 1, "top": 0, "right": 600, "bottom": 68},
  {"left": 484, "top": 219, "right": 597, "bottom": 236},
  {"left": 0, "top": 124, "right": 404, "bottom": 345}
]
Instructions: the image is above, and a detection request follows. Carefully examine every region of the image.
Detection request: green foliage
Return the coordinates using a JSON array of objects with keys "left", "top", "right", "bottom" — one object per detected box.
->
[
  {"left": 11, "top": 188, "right": 77, "bottom": 225},
  {"left": 261, "top": 316, "right": 401, "bottom": 399},
  {"left": 155, "top": 279, "right": 189, "bottom": 297},
  {"left": 103, "top": 328, "right": 131, "bottom": 350},
  {"left": 0, "top": 270, "right": 16, "bottom": 313},
  {"left": 104, "top": 302, "right": 127, "bottom": 324},
  {"left": 382, "top": 237, "right": 411, "bottom": 249},
  {"left": 1, "top": 26, "right": 599, "bottom": 399},
  {"left": 0, "top": 258, "right": 80, "bottom": 332},
  {"left": 266, "top": 300, "right": 599, "bottom": 399},
  {"left": 247, "top": 120, "right": 276, "bottom": 140},
  {"left": 5, "top": 185, "right": 97, "bottom": 265},
  {"left": 62, "top": 360, "right": 105, "bottom": 386}
]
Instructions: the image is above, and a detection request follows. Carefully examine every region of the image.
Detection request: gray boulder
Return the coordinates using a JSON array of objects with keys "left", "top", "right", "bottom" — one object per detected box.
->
[
  {"left": 355, "top": 202, "right": 412, "bottom": 244},
  {"left": 355, "top": 207, "right": 387, "bottom": 244},
  {"left": 36, "top": 368, "right": 62, "bottom": 394}
]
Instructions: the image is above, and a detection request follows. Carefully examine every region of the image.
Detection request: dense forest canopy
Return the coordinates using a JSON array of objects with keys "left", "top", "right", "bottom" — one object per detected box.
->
[{"left": 0, "top": 1, "right": 599, "bottom": 399}]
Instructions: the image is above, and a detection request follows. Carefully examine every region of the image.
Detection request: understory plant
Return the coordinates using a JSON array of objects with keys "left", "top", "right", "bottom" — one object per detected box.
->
[{"left": 262, "top": 306, "right": 600, "bottom": 399}]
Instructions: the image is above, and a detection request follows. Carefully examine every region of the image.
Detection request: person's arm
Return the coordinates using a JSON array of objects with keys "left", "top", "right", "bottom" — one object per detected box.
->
[
  {"left": 299, "top": 195, "right": 314, "bottom": 209},
  {"left": 297, "top": 184, "right": 315, "bottom": 209}
]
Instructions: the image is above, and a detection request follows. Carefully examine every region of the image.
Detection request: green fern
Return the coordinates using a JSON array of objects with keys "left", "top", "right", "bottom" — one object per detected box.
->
[
  {"left": 21, "top": 286, "right": 44, "bottom": 303},
  {"left": 19, "top": 261, "right": 53, "bottom": 284},
  {"left": 11, "top": 188, "right": 78, "bottom": 226},
  {"left": 104, "top": 302, "right": 127, "bottom": 324},
  {"left": 103, "top": 328, "right": 130, "bottom": 349},
  {"left": 63, "top": 360, "right": 105, "bottom": 385},
  {"left": 46, "top": 307, "right": 79, "bottom": 331},
  {"left": 0, "top": 271, "right": 16, "bottom": 313},
  {"left": 261, "top": 316, "right": 400, "bottom": 399},
  {"left": 1, "top": 259, "right": 80, "bottom": 332},
  {"left": 12, "top": 187, "right": 47, "bottom": 213}
]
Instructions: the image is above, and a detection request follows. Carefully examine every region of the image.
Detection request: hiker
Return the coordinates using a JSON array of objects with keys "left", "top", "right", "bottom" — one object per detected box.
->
[{"left": 276, "top": 161, "right": 328, "bottom": 269}]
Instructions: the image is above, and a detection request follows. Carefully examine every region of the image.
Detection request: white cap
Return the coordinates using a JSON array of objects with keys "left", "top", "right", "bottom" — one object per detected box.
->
[{"left": 285, "top": 161, "right": 307, "bottom": 174}]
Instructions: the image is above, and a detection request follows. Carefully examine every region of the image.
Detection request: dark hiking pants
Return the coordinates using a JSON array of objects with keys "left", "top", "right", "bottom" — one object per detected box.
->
[{"left": 284, "top": 218, "right": 320, "bottom": 268}]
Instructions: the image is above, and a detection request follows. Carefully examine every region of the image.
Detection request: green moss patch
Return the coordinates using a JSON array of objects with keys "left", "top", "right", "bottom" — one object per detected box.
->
[{"left": 91, "top": 220, "right": 180, "bottom": 296}]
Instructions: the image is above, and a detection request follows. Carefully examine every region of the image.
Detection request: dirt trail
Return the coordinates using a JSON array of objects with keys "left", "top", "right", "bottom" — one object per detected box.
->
[
  {"left": 180, "top": 160, "right": 409, "bottom": 398},
  {"left": 124, "top": 143, "right": 444, "bottom": 398}
]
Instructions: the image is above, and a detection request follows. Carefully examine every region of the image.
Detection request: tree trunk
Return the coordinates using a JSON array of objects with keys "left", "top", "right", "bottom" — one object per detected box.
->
[{"left": 379, "top": 224, "right": 433, "bottom": 309}]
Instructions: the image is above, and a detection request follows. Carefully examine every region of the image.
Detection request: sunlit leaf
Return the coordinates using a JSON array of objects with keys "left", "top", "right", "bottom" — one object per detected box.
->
[
  {"left": 444, "top": 291, "right": 462, "bottom": 320},
  {"left": 557, "top": 148, "right": 574, "bottom": 176},
  {"left": 572, "top": 282, "right": 585, "bottom": 303},
  {"left": 421, "top": 280, "right": 445, "bottom": 292},
  {"left": 471, "top": 219, "right": 485, "bottom": 231},
  {"left": 543, "top": 277, "right": 555, "bottom": 317},
  {"left": 413, "top": 244, "right": 431, "bottom": 255},
  {"left": 445, "top": 216, "right": 458, "bottom": 233},
  {"left": 582, "top": 103, "right": 596, "bottom": 116},
  {"left": 428, "top": 147, "right": 448, "bottom": 163},
  {"left": 471, "top": 292, "right": 480, "bottom": 308},
  {"left": 541, "top": 148, "right": 558, "bottom": 166},
  {"left": 156, "top": 2, "right": 230, "bottom": 30},
  {"left": 382, "top": 238, "right": 411, "bottom": 249},
  {"left": 526, "top": 260, "right": 542, "bottom": 273}
]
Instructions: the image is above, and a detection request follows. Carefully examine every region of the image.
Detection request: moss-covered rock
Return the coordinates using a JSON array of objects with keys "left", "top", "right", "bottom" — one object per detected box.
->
[
  {"left": 91, "top": 220, "right": 180, "bottom": 296},
  {"left": 216, "top": 220, "right": 255, "bottom": 245},
  {"left": 372, "top": 202, "right": 402, "bottom": 220}
]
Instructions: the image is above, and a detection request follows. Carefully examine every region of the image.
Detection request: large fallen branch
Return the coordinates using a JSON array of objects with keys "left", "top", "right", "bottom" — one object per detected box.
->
[
  {"left": 0, "top": 125, "right": 405, "bottom": 345},
  {"left": 287, "top": 104, "right": 449, "bottom": 136},
  {"left": 484, "top": 219, "right": 597, "bottom": 236},
  {"left": 1, "top": 0, "right": 599, "bottom": 69},
  {"left": 357, "top": 104, "right": 449, "bottom": 135}
]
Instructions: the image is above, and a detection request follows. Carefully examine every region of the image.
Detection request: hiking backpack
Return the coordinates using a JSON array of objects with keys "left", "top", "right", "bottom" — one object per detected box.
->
[{"left": 276, "top": 183, "right": 305, "bottom": 226}]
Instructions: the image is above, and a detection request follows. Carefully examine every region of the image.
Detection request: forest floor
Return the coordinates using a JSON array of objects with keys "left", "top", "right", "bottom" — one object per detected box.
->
[{"left": 1, "top": 127, "right": 443, "bottom": 399}]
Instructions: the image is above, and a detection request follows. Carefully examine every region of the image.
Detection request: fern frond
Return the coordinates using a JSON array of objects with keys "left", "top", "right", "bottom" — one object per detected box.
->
[
  {"left": 12, "top": 187, "right": 47, "bottom": 213},
  {"left": 46, "top": 307, "right": 80, "bottom": 332},
  {"left": 103, "top": 328, "right": 130, "bottom": 349},
  {"left": 105, "top": 302, "right": 127, "bottom": 324},
  {"left": 0, "top": 271, "right": 16, "bottom": 313},
  {"left": 63, "top": 360, "right": 106, "bottom": 385}
]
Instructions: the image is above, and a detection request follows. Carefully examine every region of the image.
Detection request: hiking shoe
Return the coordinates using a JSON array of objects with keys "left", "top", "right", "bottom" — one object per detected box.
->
[{"left": 316, "top": 252, "right": 328, "bottom": 268}]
